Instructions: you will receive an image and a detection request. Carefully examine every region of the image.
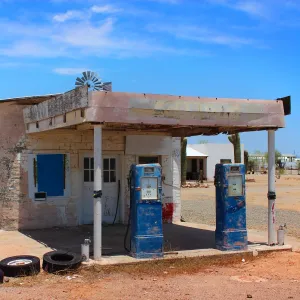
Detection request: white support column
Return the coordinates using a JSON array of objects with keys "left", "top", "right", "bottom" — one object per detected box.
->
[
  {"left": 268, "top": 130, "right": 276, "bottom": 245},
  {"left": 94, "top": 125, "right": 103, "bottom": 260}
]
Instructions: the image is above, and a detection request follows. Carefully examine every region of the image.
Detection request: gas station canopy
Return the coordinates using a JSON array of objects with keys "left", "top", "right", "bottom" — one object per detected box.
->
[{"left": 22, "top": 86, "right": 290, "bottom": 136}]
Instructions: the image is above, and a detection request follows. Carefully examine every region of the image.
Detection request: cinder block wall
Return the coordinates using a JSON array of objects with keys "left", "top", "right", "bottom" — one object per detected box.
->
[
  {"left": 0, "top": 101, "right": 181, "bottom": 230},
  {"left": 0, "top": 102, "right": 125, "bottom": 230},
  {"left": 21, "top": 130, "right": 124, "bottom": 229}
]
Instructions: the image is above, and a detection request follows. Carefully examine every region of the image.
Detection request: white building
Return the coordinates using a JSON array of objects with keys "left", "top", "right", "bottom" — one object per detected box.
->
[
  {"left": 186, "top": 143, "right": 244, "bottom": 181},
  {"left": 249, "top": 153, "right": 297, "bottom": 170},
  {"left": 280, "top": 154, "right": 296, "bottom": 163}
]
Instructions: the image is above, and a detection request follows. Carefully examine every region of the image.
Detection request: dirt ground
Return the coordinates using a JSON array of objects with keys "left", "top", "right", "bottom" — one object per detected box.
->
[
  {"left": 1, "top": 174, "right": 299, "bottom": 299},
  {"left": 1, "top": 251, "right": 300, "bottom": 299},
  {"left": 182, "top": 174, "right": 300, "bottom": 211}
]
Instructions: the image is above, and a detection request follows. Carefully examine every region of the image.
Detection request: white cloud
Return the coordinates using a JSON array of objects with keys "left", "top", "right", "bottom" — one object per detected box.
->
[
  {"left": 53, "top": 67, "right": 89, "bottom": 75},
  {"left": 91, "top": 5, "right": 122, "bottom": 14},
  {"left": 0, "top": 40, "right": 67, "bottom": 57},
  {"left": 234, "top": 1, "right": 268, "bottom": 18},
  {"left": 207, "top": 0, "right": 269, "bottom": 18},
  {"left": 53, "top": 18, "right": 115, "bottom": 48},
  {"left": 0, "top": 17, "right": 203, "bottom": 59},
  {"left": 53, "top": 10, "right": 84, "bottom": 22},
  {"left": 148, "top": 24, "right": 256, "bottom": 47},
  {"left": 147, "top": 0, "right": 180, "bottom": 3}
]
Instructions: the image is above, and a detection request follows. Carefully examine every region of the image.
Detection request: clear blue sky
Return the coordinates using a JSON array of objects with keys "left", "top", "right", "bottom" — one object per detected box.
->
[{"left": 0, "top": 0, "right": 298, "bottom": 155}]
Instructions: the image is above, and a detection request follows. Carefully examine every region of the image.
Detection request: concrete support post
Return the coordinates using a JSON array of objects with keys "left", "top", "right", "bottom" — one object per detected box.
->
[
  {"left": 94, "top": 125, "right": 103, "bottom": 260},
  {"left": 268, "top": 130, "right": 276, "bottom": 245}
]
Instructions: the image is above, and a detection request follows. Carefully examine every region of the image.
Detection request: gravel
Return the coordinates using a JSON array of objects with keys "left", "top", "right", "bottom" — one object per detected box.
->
[{"left": 181, "top": 198, "right": 300, "bottom": 239}]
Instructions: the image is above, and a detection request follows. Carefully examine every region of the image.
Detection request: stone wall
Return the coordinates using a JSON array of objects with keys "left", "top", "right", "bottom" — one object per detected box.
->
[{"left": 0, "top": 102, "right": 27, "bottom": 229}]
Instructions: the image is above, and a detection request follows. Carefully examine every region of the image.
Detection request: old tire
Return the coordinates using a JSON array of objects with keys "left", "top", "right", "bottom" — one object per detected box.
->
[
  {"left": 0, "top": 269, "right": 4, "bottom": 283},
  {"left": 42, "top": 251, "right": 82, "bottom": 274},
  {"left": 0, "top": 255, "right": 40, "bottom": 277}
]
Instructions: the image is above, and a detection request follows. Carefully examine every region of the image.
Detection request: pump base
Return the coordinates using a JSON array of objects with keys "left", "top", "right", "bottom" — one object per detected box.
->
[
  {"left": 131, "top": 235, "right": 164, "bottom": 259},
  {"left": 215, "top": 230, "right": 248, "bottom": 251}
]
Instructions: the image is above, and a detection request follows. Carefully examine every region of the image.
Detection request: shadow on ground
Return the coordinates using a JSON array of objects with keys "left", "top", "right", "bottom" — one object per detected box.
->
[{"left": 20, "top": 223, "right": 220, "bottom": 256}]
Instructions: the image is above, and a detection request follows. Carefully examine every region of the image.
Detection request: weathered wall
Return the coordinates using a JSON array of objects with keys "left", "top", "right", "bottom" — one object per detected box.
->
[
  {"left": 1, "top": 101, "right": 181, "bottom": 230},
  {"left": 23, "top": 86, "right": 88, "bottom": 124},
  {"left": 0, "top": 102, "right": 28, "bottom": 230},
  {"left": 20, "top": 130, "right": 125, "bottom": 229},
  {"left": 0, "top": 101, "right": 125, "bottom": 230}
]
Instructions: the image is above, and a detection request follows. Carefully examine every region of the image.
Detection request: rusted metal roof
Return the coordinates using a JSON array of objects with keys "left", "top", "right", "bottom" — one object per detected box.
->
[
  {"left": 21, "top": 87, "right": 289, "bottom": 136},
  {"left": 86, "top": 91, "right": 286, "bottom": 135}
]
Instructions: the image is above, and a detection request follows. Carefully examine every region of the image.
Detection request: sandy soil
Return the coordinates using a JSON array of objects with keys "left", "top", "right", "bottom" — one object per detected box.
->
[
  {"left": 1, "top": 251, "right": 300, "bottom": 300},
  {"left": 181, "top": 174, "right": 300, "bottom": 211}
]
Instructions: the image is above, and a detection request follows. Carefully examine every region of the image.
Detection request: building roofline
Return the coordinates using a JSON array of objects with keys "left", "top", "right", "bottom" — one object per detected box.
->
[{"left": 0, "top": 93, "right": 62, "bottom": 104}]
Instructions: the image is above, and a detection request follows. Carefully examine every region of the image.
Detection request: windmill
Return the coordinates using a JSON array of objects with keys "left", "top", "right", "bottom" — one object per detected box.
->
[{"left": 75, "top": 71, "right": 112, "bottom": 91}]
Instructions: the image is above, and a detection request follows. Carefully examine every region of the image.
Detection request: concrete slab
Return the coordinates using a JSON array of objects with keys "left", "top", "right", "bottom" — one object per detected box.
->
[
  {"left": 0, "top": 230, "right": 52, "bottom": 259},
  {"left": 89, "top": 244, "right": 293, "bottom": 266},
  {"left": 0, "top": 222, "right": 298, "bottom": 265}
]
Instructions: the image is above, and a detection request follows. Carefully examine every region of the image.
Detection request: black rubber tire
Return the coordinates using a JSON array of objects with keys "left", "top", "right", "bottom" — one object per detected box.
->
[
  {"left": 0, "top": 255, "right": 40, "bottom": 278},
  {"left": 42, "top": 250, "right": 82, "bottom": 274},
  {"left": 0, "top": 268, "right": 4, "bottom": 283}
]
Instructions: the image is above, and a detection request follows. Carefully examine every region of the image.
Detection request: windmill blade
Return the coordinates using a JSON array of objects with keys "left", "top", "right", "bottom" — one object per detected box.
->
[
  {"left": 75, "top": 77, "right": 85, "bottom": 84},
  {"left": 82, "top": 71, "right": 88, "bottom": 81},
  {"left": 87, "top": 71, "right": 91, "bottom": 80},
  {"left": 102, "top": 82, "right": 112, "bottom": 92},
  {"left": 74, "top": 70, "right": 105, "bottom": 91}
]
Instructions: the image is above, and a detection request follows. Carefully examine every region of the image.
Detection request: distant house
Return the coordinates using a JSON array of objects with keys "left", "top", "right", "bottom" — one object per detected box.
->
[
  {"left": 187, "top": 143, "right": 244, "bottom": 181},
  {"left": 249, "top": 153, "right": 297, "bottom": 171},
  {"left": 279, "top": 154, "right": 296, "bottom": 163},
  {"left": 248, "top": 153, "right": 267, "bottom": 171}
]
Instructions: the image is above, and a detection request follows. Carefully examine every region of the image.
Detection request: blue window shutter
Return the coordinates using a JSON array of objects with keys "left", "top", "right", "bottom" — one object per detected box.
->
[{"left": 37, "top": 154, "right": 64, "bottom": 197}]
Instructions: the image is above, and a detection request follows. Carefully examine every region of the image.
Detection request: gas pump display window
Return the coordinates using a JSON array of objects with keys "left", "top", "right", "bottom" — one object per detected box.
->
[
  {"left": 141, "top": 177, "right": 158, "bottom": 200},
  {"left": 228, "top": 175, "right": 243, "bottom": 197}
]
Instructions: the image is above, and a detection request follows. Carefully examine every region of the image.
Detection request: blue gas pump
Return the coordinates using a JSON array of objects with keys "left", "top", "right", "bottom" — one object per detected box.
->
[
  {"left": 128, "top": 163, "right": 164, "bottom": 259},
  {"left": 214, "top": 163, "right": 248, "bottom": 251}
]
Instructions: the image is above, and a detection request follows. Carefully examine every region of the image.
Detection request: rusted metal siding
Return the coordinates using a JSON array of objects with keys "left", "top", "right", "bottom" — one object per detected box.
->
[{"left": 86, "top": 91, "right": 285, "bottom": 130}]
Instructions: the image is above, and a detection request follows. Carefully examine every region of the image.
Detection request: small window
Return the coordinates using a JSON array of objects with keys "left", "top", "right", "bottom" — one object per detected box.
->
[
  {"left": 84, "top": 157, "right": 94, "bottom": 182},
  {"left": 138, "top": 156, "right": 159, "bottom": 164},
  {"left": 84, "top": 157, "right": 116, "bottom": 183},
  {"left": 103, "top": 158, "right": 116, "bottom": 183}
]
